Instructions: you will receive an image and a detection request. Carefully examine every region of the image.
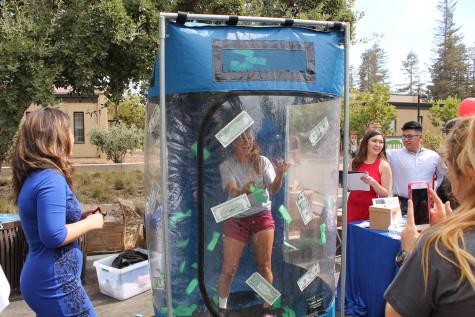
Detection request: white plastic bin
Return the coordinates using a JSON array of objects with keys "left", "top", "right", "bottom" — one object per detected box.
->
[{"left": 93, "top": 248, "right": 151, "bottom": 300}]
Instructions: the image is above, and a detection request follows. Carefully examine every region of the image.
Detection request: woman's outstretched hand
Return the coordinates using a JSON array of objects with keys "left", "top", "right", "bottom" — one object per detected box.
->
[{"left": 274, "top": 158, "right": 289, "bottom": 177}]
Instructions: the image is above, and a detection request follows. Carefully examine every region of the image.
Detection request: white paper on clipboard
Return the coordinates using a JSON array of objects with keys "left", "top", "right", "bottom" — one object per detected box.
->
[{"left": 348, "top": 172, "right": 370, "bottom": 191}]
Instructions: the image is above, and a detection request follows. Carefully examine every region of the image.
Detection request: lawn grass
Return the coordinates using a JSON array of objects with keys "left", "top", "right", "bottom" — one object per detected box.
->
[{"left": 0, "top": 169, "right": 145, "bottom": 214}]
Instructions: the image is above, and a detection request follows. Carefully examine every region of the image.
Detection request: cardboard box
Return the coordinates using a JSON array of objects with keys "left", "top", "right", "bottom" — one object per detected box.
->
[{"left": 369, "top": 205, "right": 401, "bottom": 230}]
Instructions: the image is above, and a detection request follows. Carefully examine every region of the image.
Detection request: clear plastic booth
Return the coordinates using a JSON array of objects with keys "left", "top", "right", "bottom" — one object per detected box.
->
[{"left": 145, "top": 13, "right": 350, "bottom": 317}]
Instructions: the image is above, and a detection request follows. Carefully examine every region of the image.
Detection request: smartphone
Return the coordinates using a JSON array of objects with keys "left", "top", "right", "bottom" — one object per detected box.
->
[{"left": 408, "top": 181, "right": 430, "bottom": 229}]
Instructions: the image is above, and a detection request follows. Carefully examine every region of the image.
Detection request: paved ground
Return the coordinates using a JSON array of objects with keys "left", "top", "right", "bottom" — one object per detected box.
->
[
  {"left": 3, "top": 256, "right": 343, "bottom": 317},
  {"left": 3, "top": 254, "right": 155, "bottom": 317}
]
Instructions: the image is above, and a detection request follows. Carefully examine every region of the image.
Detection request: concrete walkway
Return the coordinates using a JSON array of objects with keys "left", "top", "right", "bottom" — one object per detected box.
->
[{"left": 3, "top": 254, "right": 154, "bottom": 317}]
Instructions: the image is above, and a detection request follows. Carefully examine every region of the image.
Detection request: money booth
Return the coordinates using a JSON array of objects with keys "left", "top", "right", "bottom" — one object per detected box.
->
[{"left": 145, "top": 12, "right": 350, "bottom": 317}]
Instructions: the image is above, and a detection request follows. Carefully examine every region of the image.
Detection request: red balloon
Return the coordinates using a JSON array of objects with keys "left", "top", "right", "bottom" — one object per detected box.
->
[{"left": 459, "top": 98, "right": 475, "bottom": 117}]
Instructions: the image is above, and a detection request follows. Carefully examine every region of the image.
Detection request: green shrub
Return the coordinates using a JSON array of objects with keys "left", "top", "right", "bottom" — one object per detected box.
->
[
  {"left": 90, "top": 124, "right": 143, "bottom": 163},
  {"left": 423, "top": 132, "right": 444, "bottom": 153}
]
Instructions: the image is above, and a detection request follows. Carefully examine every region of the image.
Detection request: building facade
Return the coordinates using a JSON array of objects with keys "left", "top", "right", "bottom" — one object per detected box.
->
[
  {"left": 27, "top": 89, "right": 108, "bottom": 158},
  {"left": 389, "top": 94, "right": 440, "bottom": 136}
]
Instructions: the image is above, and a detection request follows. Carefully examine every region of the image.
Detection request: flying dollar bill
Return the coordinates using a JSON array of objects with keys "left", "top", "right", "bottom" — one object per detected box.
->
[
  {"left": 215, "top": 111, "right": 254, "bottom": 148},
  {"left": 210, "top": 194, "right": 251, "bottom": 223},
  {"left": 297, "top": 262, "right": 320, "bottom": 292},
  {"left": 246, "top": 272, "right": 281, "bottom": 305},
  {"left": 296, "top": 191, "right": 312, "bottom": 225},
  {"left": 308, "top": 117, "right": 329, "bottom": 147}
]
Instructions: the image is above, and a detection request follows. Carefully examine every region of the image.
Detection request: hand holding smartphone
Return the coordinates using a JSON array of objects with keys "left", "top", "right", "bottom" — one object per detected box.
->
[{"left": 408, "top": 181, "right": 430, "bottom": 230}]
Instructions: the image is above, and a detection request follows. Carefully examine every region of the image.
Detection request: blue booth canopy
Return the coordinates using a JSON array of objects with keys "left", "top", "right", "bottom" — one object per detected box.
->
[{"left": 148, "top": 22, "right": 345, "bottom": 97}]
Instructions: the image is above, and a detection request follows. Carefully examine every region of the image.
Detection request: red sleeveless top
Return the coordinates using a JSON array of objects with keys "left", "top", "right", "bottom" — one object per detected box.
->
[{"left": 347, "top": 158, "right": 383, "bottom": 222}]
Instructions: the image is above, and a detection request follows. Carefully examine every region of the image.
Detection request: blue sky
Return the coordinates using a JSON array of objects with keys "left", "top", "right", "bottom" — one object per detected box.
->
[{"left": 350, "top": 0, "right": 475, "bottom": 91}]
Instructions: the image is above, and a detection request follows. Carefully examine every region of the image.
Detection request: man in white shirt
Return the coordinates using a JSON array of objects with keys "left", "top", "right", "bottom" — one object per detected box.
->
[{"left": 387, "top": 121, "right": 447, "bottom": 214}]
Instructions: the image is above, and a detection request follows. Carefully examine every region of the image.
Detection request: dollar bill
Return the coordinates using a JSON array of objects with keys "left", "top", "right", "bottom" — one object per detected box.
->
[
  {"left": 151, "top": 273, "right": 165, "bottom": 289},
  {"left": 246, "top": 272, "right": 281, "bottom": 305},
  {"left": 211, "top": 194, "right": 251, "bottom": 223},
  {"left": 297, "top": 262, "right": 320, "bottom": 292},
  {"left": 296, "top": 191, "right": 312, "bottom": 225},
  {"left": 147, "top": 181, "right": 160, "bottom": 212},
  {"left": 215, "top": 111, "right": 254, "bottom": 148},
  {"left": 308, "top": 117, "right": 329, "bottom": 147}
]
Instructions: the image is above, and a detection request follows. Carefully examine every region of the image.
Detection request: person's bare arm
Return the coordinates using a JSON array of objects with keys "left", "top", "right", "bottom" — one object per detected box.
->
[
  {"left": 268, "top": 161, "right": 288, "bottom": 195},
  {"left": 361, "top": 160, "right": 391, "bottom": 197},
  {"left": 225, "top": 179, "right": 254, "bottom": 197},
  {"left": 60, "top": 213, "right": 104, "bottom": 246},
  {"left": 379, "top": 160, "right": 392, "bottom": 196}
]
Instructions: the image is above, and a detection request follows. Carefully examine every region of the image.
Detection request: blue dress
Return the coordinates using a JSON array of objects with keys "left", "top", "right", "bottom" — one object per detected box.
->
[{"left": 19, "top": 169, "right": 95, "bottom": 317}]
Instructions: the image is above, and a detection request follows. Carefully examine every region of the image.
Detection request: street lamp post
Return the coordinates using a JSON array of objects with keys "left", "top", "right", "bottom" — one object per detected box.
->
[
  {"left": 417, "top": 94, "right": 427, "bottom": 124},
  {"left": 417, "top": 94, "right": 421, "bottom": 124}
]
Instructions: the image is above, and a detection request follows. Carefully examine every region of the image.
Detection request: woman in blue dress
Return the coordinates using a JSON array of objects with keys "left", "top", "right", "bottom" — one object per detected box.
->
[{"left": 12, "top": 108, "right": 104, "bottom": 317}]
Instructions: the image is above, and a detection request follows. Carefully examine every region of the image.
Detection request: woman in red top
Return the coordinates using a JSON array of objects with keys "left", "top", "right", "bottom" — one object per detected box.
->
[{"left": 347, "top": 129, "right": 392, "bottom": 222}]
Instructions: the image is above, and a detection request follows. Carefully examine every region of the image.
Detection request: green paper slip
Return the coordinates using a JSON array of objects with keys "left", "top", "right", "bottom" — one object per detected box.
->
[
  {"left": 254, "top": 192, "right": 267, "bottom": 203},
  {"left": 177, "top": 238, "right": 189, "bottom": 248},
  {"left": 159, "top": 305, "right": 197, "bottom": 317},
  {"left": 207, "top": 231, "right": 221, "bottom": 252},
  {"left": 186, "top": 278, "right": 198, "bottom": 295},
  {"left": 170, "top": 209, "right": 192, "bottom": 227},
  {"left": 191, "top": 262, "right": 198, "bottom": 269},
  {"left": 278, "top": 205, "right": 292, "bottom": 224},
  {"left": 190, "top": 142, "right": 210, "bottom": 160},
  {"left": 284, "top": 241, "right": 298, "bottom": 250},
  {"left": 179, "top": 261, "right": 186, "bottom": 273},
  {"left": 320, "top": 223, "right": 326, "bottom": 245}
]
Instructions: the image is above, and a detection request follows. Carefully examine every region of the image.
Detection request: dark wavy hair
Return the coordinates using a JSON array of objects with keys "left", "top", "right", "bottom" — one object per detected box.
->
[
  {"left": 351, "top": 129, "right": 387, "bottom": 170},
  {"left": 12, "top": 107, "right": 74, "bottom": 203}
]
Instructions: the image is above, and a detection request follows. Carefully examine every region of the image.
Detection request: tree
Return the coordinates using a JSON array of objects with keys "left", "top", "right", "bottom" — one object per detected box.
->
[
  {"left": 0, "top": 0, "right": 358, "bottom": 172},
  {"left": 349, "top": 83, "right": 397, "bottom": 138},
  {"left": 0, "top": 1, "right": 60, "bottom": 173},
  {"left": 428, "top": 0, "right": 469, "bottom": 99},
  {"left": 428, "top": 96, "right": 460, "bottom": 128},
  {"left": 397, "top": 51, "right": 422, "bottom": 94},
  {"left": 117, "top": 94, "right": 146, "bottom": 130},
  {"left": 0, "top": 0, "right": 164, "bottom": 172},
  {"left": 357, "top": 42, "right": 389, "bottom": 92},
  {"left": 467, "top": 45, "right": 475, "bottom": 96},
  {"left": 90, "top": 124, "right": 143, "bottom": 163}
]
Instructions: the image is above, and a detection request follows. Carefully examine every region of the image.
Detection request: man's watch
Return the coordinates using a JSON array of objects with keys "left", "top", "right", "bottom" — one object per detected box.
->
[{"left": 395, "top": 249, "right": 407, "bottom": 267}]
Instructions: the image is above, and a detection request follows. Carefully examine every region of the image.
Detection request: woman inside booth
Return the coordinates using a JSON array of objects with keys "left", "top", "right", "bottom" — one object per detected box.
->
[
  {"left": 347, "top": 129, "right": 392, "bottom": 222},
  {"left": 218, "top": 128, "right": 288, "bottom": 316}
]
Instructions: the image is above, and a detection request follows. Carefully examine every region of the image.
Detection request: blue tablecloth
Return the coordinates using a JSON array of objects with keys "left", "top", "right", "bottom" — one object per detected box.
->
[{"left": 337, "top": 222, "right": 401, "bottom": 317}]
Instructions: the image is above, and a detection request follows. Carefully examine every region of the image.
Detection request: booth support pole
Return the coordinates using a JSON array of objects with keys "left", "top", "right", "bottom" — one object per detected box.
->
[
  {"left": 339, "top": 22, "right": 350, "bottom": 317},
  {"left": 159, "top": 14, "right": 174, "bottom": 317}
]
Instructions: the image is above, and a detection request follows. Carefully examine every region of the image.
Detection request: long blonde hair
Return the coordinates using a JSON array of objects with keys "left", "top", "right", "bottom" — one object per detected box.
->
[
  {"left": 12, "top": 107, "right": 75, "bottom": 202},
  {"left": 422, "top": 117, "right": 475, "bottom": 290}
]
